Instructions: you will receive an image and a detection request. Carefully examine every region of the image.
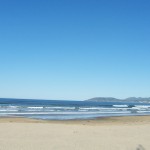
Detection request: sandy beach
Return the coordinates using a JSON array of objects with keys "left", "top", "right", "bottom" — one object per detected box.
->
[{"left": 0, "top": 116, "right": 150, "bottom": 150}]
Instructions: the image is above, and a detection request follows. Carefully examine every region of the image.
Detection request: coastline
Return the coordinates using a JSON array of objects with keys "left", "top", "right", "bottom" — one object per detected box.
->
[
  {"left": 0, "top": 115, "right": 150, "bottom": 150},
  {"left": 1, "top": 115, "right": 150, "bottom": 125}
]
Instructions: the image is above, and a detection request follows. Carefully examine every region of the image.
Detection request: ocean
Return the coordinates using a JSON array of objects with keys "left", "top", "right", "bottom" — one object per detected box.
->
[{"left": 0, "top": 98, "right": 150, "bottom": 120}]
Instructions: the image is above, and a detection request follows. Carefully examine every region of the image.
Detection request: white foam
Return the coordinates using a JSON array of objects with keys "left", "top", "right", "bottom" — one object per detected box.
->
[
  {"left": 137, "top": 111, "right": 150, "bottom": 113},
  {"left": 8, "top": 106, "right": 19, "bottom": 108},
  {"left": 27, "top": 107, "right": 43, "bottom": 109},
  {"left": 131, "top": 106, "right": 150, "bottom": 111},
  {"left": 134, "top": 105, "right": 150, "bottom": 108},
  {"left": 0, "top": 111, "right": 131, "bottom": 115},
  {"left": 79, "top": 107, "right": 129, "bottom": 111},
  {"left": 47, "top": 106, "right": 75, "bottom": 109},
  {"left": 113, "top": 105, "right": 128, "bottom": 108},
  {"left": 0, "top": 110, "right": 18, "bottom": 112}
]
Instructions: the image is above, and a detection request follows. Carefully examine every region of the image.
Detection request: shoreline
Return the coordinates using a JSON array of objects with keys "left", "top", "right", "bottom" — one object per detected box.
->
[{"left": 0, "top": 115, "right": 150, "bottom": 125}]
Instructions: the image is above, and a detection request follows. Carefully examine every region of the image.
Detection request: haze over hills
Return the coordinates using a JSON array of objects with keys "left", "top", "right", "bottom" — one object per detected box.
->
[
  {"left": 86, "top": 97, "right": 150, "bottom": 103},
  {"left": 0, "top": 97, "right": 150, "bottom": 103}
]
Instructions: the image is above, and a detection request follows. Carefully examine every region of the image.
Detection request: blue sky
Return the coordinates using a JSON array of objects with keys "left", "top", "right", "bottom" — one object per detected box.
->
[{"left": 0, "top": 0, "right": 150, "bottom": 100}]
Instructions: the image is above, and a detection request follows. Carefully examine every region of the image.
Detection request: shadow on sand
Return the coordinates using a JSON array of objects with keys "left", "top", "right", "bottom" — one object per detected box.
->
[{"left": 136, "top": 145, "right": 145, "bottom": 150}]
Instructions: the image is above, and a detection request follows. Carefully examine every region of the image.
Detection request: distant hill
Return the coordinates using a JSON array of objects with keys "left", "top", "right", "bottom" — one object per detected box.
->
[{"left": 86, "top": 97, "right": 150, "bottom": 103}]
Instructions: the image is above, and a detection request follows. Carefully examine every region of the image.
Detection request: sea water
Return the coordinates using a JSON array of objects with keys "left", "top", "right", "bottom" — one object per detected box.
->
[{"left": 0, "top": 98, "right": 150, "bottom": 120}]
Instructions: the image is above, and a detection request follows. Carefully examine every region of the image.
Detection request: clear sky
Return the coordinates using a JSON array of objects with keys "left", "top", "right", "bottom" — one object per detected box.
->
[{"left": 0, "top": 0, "right": 150, "bottom": 100}]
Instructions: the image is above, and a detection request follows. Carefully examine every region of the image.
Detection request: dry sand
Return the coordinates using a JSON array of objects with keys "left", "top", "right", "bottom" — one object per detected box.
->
[{"left": 0, "top": 116, "right": 150, "bottom": 150}]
